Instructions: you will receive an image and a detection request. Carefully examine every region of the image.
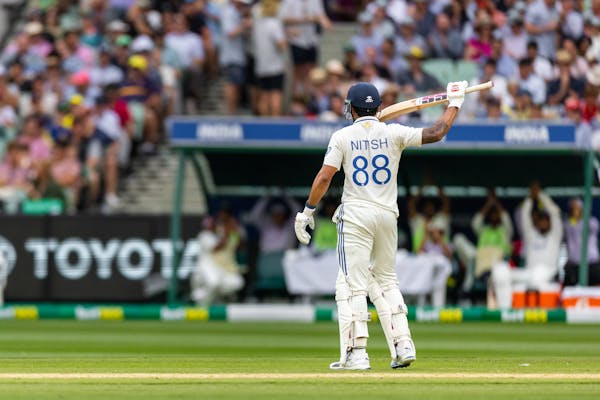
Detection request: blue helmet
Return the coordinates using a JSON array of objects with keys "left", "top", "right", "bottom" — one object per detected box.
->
[{"left": 346, "top": 82, "right": 381, "bottom": 109}]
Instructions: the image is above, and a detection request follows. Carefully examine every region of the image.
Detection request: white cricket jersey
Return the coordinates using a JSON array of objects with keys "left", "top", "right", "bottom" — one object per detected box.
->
[{"left": 323, "top": 116, "right": 422, "bottom": 216}]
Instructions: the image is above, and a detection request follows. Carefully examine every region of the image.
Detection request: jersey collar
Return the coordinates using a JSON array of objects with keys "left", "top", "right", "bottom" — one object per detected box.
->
[{"left": 354, "top": 116, "right": 379, "bottom": 124}]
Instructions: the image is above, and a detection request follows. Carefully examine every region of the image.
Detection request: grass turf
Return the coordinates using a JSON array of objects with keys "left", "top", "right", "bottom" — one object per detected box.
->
[{"left": 0, "top": 320, "right": 598, "bottom": 399}]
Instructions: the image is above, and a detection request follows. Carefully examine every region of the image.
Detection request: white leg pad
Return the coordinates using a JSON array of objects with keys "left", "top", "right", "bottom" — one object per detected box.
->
[
  {"left": 335, "top": 280, "right": 353, "bottom": 361},
  {"left": 382, "top": 285, "right": 411, "bottom": 341},
  {"left": 368, "top": 280, "right": 396, "bottom": 358},
  {"left": 350, "top": 294, "right": 369, "bottom": 349}
]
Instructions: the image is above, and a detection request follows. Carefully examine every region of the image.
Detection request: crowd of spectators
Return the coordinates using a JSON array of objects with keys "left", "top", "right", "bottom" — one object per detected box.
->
[{"left": 3, "top": 0, "right": 600, "bottom": 215}]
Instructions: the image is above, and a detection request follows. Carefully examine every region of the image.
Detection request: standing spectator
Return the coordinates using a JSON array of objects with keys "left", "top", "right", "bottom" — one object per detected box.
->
[
  {"left": 280, "top": 0, "right": 331, "bottom": 97},
  {"left": 491, "top": 187, "right": 562, "bottom": 309},
  {"left": 560, "top": 0, "right": 584, "bottom": 42},
  {"left": 524, "top": 0, "right": 559, "bottom": 60},
  {"left": 182, "top": 0, "right": 218, "bottom": 77},
  {"left": 418, "top": 216, "right": 453, "bottom": 308},
  {"left": 165, "top": 13, "right": 204, "bottom": 113},
  {"left": 502, "top": 10, "right": 527, "bottom": 62},
  {"left": 220, "top": 0, "right": 252, "bottom": 115},
  {"left": 563, "top": 198, "right": 600, "bottom": 286},
  {"left": 252, "top": 0, "right": 287, "bottom": 116},
  {"left": 412, "top": 0, "right": 436, "bottom": 39}
]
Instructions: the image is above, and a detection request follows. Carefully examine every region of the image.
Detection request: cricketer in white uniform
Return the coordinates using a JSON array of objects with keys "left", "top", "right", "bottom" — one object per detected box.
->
[{"left": 295, "top": 80, "right": 468, "bottom": 370}]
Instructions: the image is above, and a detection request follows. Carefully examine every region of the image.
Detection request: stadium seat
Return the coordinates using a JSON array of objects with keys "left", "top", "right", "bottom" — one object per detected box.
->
[
  {"left": 255, "top": 250, "right": 287, "bottom": 294},
  {"left": 422, "top": 59, "right": 454, "bottom": 86}
]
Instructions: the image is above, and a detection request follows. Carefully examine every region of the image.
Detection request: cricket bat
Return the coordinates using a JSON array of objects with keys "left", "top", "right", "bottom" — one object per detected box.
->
[{"left": 377, "top": 81, "right": 494, "bottom": 122}]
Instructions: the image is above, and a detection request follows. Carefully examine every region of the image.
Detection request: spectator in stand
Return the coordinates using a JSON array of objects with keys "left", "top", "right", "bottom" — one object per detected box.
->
[
  {"left": 90, "top": 48, "right": 125, "bottom": 87},
  {"left": 428, "top": 11, "right": 464, "bottom": 60},
  {"left": 351, "top": 11, "right": 384, "bottom": 64},
  {"left": 502, "top": 10, "right": 527, "bottom": 62},
  {"left": 325, "top": 59, "right": 351, "bottom": 100},
  {"left": 516, "top": 57, "right": 546, "bottom": 106},
  {"left": 17, "top": 115, "right": 52, "bottom": 177},
  {"left": 359, "top": 62, "right": 389, "bottom": 95},
  {"left": 165, "top": 13, "right": 204, "bottom": 113},
  {"left": 547, "top": 49, "right": 585, "bottom": 106},
  {"left": 490, "top": 35, "right": 518, "bottom": 79},
  {"left": 119, "top": 55, "right": 160, "bottom": 154},
  {"left": 491, "top": 186, "right": 562, "bottom": 309},
  {"left": 483, "top": 96, "right": 509, "bottom": 120},
  {"left": 412, "top": 0, "right": 436, "bottom": 39},
  {"left": 394, "top": 15, "right": 428, "bottom": 60},
  {"left": 525, "top": 40, "right": 553, "bottom": 82},
  {"left": 560, "top": 0, "right": 584, "bottom": 42},
  {"left": 280, "top": 0, "right": 331, "bottom": 97},
  {"left": 397, "top": 46, "right": 443, "bottom": 96},
  {"left": 564, "top": 198, "right": 600, "bottom": 286},
  {"left": 220, "top": 0, "right": 252, "bottom": 115},
  {"left": 0, "top": 142, "right": 36, "bottom": 212},
  {"left": 524, "top": 0, "right": 560, "bottom": 60},
  {"left": 465, "top": 58, "right": 509, "bottom": 118},
  {"left": 182, "top": 0, "right": 217, "bottom": 77},
  {"left": 252, "top": 0, "right": 287, "bottom": 117},
  {"left": 306, "top": 67, "right": 330, "bottom": 116},
  {"left": 374, "top": 37, "right": 405, "bottom": 81},
  {"left": 45, "top": 138, "right": 82, "bottom": 213},
  {"left": 56, "top": 23, "right": 96, "bottom": 74},
  {"left": 419, "top": 216, "right": 453, "bottom": 260},
  {"left": 561, "top": 38, "right": 589, "bottom": 80},
  {"left": 464, "top": 14, "right": 494, "bottom": 63},
  {"left": 369, "top": 0, "right": 395, "bottom": 40},
  {"left": 564, "top": 97, "right": 592, "bottom": 149}
]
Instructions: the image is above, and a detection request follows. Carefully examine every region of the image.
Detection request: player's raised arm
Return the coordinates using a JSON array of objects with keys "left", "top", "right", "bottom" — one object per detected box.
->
[{"left": 421, "top": 81, "right": 467, "bottom": 144}]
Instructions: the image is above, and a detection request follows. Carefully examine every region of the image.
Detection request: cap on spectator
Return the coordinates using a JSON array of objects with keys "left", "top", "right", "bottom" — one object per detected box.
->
[
  {"left": 358, "top": 11, "right": 373, "bottom": 24},
  {"left": 69, "top": 94, "right": 84, "bottom": 106},
  {"left": 405, "top": 46, "right": 425, "bottom": 60},
  {"left": 326, "top": 59, "right": 346, "bottom": 76},
  {"left": 586, "top": 65, "right": 600, "bottom": 86},
  {"left": 565, "top": 97, "right": 580, "bottom": 111},
  {"left": 108, "top": 19, "right": 128, "bottom": 32},
  {"left": 131, "top": 35, "right": 155, "bottom": 53},
  {"left": 70, "top": 70, "right": 90, "bottom": 86},
  {"left": 23, "top": 21, "right": 43, "bottom": 35},
  {"left": 116, "top": 34, "right": 132, "bottom": 47},
  {"left": 555, "top": 49, "right": 572, "bottom": 65},
  {"left": 128, "top": 54, "right": 148, "bottom": 71},
  {"left": 309, "top": 67, "right": 327, "bottom": 85}
]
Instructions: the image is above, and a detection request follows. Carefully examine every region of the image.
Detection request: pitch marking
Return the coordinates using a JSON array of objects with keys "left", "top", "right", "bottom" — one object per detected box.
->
[{"left": 0, "top": 373, "right": 599, "bottom": 380}]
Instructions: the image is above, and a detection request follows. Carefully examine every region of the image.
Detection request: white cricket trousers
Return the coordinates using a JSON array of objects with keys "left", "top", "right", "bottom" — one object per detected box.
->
[{"left": 335, "top": 202, "right": 398, "bottom": 295}]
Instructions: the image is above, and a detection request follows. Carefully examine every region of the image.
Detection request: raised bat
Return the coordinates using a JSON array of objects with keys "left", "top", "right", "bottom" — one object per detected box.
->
[{"left": 377, "top": 81, "right": 494, "bottom": 122}]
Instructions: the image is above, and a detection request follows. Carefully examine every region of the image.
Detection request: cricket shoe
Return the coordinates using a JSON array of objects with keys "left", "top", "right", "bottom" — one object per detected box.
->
[
  {"left": 391, "top": 338, "right": 416, "bottom": 369},
  {"left": 329, "top": 351, "right": 371, "bottom": 370}
]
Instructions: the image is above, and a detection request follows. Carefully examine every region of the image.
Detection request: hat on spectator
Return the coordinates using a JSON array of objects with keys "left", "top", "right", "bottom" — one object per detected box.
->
[
  {"left": 70, "top": 70, "right": 91, "bottom": 86},
  {"left": 23, "top": 21, "right": 43, "bottom": 35},
  {"left": 555, "top": 49, "right": 573, "bottom": 65},
  {"left": 131, "top": 35, "right": 155, "bottom": 53},
  {"left": 326, "top": 59, "right": 346, "bottom": 76},
  {"left": 358, "top": 11, "right": 373, "bottom": 24},
  {"left": 107, "top": 19, "right": 128, "bottom": 33},
  {"left": 69, "top": 94, "right": 84, "bottom": 106},
  {"left": 116, "top": 34, "right": 132, "bottom": 47},
  {"left": 310, "top": 67, "right": 328, "bottom": 85},
  {"left": 405, "top": 46, "right": 425, "bottom": 60},
  {"left": 128, "top": 54, "right": 148, "bottom": 71},
  {"left": 586, "top": 65, "right": 600, "bottom": 86}
]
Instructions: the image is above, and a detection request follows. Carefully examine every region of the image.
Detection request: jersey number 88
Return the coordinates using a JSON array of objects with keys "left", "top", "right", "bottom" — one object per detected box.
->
[{"left": 352, "top": 154, "right": 391, "bottom": 186}]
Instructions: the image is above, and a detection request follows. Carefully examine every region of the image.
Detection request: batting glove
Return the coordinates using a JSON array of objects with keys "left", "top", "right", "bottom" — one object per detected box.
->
[
  {"left": 447, "top": 80, "right": 468, "bottom": 109},
  {"left": 294, "top": 206, "right": 315, "bottom": 245}
]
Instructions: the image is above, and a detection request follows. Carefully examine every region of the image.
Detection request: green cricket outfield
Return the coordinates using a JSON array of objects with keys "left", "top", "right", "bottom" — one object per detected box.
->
[{"left": 0, "top": 320, "right": 598, "bottom": 399}]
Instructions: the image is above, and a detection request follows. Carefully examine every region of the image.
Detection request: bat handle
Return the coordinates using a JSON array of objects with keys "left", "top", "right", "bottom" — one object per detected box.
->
[{"left": 465, "top": 80, "right": 494, "bottom": 95}]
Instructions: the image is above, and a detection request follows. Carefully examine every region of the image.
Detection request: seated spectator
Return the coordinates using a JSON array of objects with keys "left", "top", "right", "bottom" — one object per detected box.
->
[
  {"left": 484, "top": 96, "right": 509, "bottom": 120},
  {"left": 491, "top": 186, "right": 562, "bottom": 309},
  {"left": 306, "top": 67, "right": 330, "bottom": 116},
  {"left": 376, "top": 37, "right": 406, "bottom": 82},
  {"left": 563, "top": 198, "right": 600, "bottom": 286},
  {"left": 547, "top": 49, "right": 585, "bottom": 106},
  {"left": 502, "top": 10, "right": 527, "bottom": 62},
  {"left": 464, "top": 15, "right": 494, "bottom": 63},
  {"left": 428, "top": 11, "right": 463, "bottom": 60},
  {"left": 90, "top": 48, "right": 125, "bottom": 87},
  {"left": 17, "top": 115, "right": 52, "bottom": 176},
  {"left": 350, "top": 11, "right": 384, "bottom": 64},
  {"left": 517, "top": 57, "right": 546, "bottom": 106},
  {"left": 397, "top": 46, "right": 443, "bottom": 96},
  {"left": 525, "top": 40, "right": 553, "bottom": 82},
  {"left": 394, "top": 16, "right": 429, "bottom": 60},
  {"left": 44, "top": 138, "right": 82, "bottom": 214},
  {"left": 0, "top": 142, "right": 36, "bottom": 213},
  {"left": 191, "top": 211, "right": 245, "bottom": 306}
]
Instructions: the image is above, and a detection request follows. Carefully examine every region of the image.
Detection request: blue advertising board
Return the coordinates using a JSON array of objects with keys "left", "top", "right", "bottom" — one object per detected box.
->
[{"left": 168, "top": 117, "right": 577, "bottom": 150}]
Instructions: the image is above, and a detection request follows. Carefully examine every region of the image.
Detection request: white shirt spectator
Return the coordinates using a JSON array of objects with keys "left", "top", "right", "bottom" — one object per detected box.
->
[
  {"left": 386, "top": 0, "right": 408, "bottom": 25},
  {"left": 533, "top": 55, "right": 554, "bottom": 81},
  {"left": 219, "top": 2, "right": 247, "bottom": 67},
  {"left": 252, "top": 13, "right": 286, "bottom": 77},
  {"left": 279, "top": 0, "right": 326, "bottom": 49},
  {"left": 520, "top": 72, "right": 547, "bottom": 105},
  {"left": 90, "top": 64, "right": 124, "bottom": 87},
  {"left": 165, "top": 31, "right": 204, "bottom": 68},
  {"left": 525, "top": 0, "right": 560, "bottom": 59}
]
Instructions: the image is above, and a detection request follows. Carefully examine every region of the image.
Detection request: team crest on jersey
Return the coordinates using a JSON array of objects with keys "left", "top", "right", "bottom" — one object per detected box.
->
[
  {"left": 326, "top": 146, "right": 332, "bottom": 155},
  {"left": 365, "top": 96, "right": 373, "bottom": 103}
]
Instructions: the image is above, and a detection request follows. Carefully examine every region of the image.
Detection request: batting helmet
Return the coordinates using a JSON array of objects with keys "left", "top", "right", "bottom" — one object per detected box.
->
[{"left": 344, "top": 82, "right": 381, "bottom": 121}]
